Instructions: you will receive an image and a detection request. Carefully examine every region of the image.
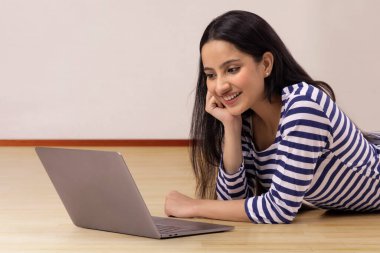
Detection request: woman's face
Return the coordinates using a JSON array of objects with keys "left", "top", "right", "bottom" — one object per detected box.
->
[{"left": 201, "top": 40, "right": 271, "bottom": 115}]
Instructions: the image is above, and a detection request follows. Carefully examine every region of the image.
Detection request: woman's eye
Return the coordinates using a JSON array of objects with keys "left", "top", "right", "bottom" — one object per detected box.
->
[
  {"left": 228, "top": 67, "right": 240, "bottom": 74},
  {"left": 205, "top": 73, "right": 216, "bottom": 79}
]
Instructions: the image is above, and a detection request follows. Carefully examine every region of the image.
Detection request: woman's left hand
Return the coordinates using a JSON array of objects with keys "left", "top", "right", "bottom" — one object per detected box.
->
[
  {"left": 165, "top": 191, "right": 250, "bottom": 222},
  {"left": 164, "top": 191, "right": 198, "bottom": 218}
]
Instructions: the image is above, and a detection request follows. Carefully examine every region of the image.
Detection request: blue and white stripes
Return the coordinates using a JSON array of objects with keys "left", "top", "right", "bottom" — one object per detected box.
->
[{"left": 216, "top": 82, "right": 380, "bottom": 223}]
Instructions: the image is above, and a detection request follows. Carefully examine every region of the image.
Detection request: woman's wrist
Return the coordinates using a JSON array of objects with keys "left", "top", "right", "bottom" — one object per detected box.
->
[
  {"left": 190, "top": 198, "right": 250, "bottom": 222},
  {"left": 223, "top": 117, "right": 242, "bottom": 133},
  {"left": 192, "top": 199, "right": 202, "bottom": 218}
]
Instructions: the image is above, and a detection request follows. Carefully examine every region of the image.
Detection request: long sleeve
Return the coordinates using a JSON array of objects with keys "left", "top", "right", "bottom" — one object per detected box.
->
[{"left": 245, "top": 96, "right": 333, "bottom": 223}]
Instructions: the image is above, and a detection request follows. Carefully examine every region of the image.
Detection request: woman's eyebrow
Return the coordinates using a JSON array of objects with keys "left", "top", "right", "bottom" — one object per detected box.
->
[{"left": 203, "top": 59, "right": 241, "bottom": 71}]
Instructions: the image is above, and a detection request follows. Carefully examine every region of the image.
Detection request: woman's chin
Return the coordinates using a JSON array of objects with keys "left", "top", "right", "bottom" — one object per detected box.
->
[{"left": 226, "top": 107, "right": 246, "bottom": 116}]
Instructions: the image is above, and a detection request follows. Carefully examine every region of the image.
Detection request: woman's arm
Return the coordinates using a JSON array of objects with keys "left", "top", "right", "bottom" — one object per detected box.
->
[
  {"left": 165, "top": 191, "right": 250, "bottom": 222},
  {"left": 216, "top": 116, "right": 255, "bottom": 201},
  {"left": 222, "top": 120, "right": 244, "bottom": 174},
  {"left": 204, "top": 91, "right": 243, "bottom": 174}
]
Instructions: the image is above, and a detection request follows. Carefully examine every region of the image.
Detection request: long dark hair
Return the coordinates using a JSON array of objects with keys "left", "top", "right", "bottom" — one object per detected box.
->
[{"left": 190, "top": 10, "right": 336, "bottom": 199}]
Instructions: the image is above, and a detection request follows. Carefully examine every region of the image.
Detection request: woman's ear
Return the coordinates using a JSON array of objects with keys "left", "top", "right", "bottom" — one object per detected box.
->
[{"left": 262, "top": 52, "right": 274, "bottom": 77}]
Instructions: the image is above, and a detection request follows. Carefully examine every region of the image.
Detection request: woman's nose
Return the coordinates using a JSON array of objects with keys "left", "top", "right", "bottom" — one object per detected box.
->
[{"left": 215, "top": 77, "right": 230, "bottom": 96}]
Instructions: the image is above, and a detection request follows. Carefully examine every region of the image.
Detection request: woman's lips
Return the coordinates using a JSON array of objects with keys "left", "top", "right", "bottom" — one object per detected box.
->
[{"left": 222, "top": 92, "right": 242, "bottom": 105}]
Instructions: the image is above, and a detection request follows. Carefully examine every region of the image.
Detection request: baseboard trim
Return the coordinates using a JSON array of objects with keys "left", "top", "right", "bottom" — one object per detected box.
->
[{"left": 0, "top": 139, "right": 191, "bottom": 147}]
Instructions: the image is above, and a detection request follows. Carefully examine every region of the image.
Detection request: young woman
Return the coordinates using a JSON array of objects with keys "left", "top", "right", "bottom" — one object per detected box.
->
[{"left": 165, "top": 10, "right": 380, "bottom": 223}]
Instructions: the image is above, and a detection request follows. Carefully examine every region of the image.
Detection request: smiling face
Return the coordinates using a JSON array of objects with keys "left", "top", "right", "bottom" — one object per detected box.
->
[{"left": 201, "top": 40, "right": 271, "bottom": 116}]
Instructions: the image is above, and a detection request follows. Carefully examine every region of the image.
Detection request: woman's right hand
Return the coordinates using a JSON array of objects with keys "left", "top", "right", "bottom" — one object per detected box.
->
[
  {"left": 205, "top": 91, "right": 242, "bottom": 128},
  {"left": 205, "top": 91, "right": 243, "bottom": 174}
]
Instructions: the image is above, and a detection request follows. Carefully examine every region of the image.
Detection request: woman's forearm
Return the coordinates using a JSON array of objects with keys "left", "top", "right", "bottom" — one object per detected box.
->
[
  {"left": 222, "top": 122, "right": 243, "bottom": 174},
  {"left": 194, "top": 198, "right": 250, "bottom": 222},
  {"left": 165, "top": 191, "right": 250, "bottom": 222}
]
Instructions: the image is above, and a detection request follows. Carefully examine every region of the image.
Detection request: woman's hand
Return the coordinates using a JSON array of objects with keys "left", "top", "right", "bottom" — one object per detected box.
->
[
  {"left": 205, "top": 91, "right": 242, "bottom": 127},
  {"left": 165, "top": 190, "right": 250, "bottom": 222},
  {"left": 205, "top": 91, "right": 243, "bottom": 173},
  {"left": 164, "top": 191, "right": 198, "bottom": 218}
]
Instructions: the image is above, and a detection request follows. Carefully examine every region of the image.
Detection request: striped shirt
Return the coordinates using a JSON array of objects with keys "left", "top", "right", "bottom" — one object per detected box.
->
[{"left": 216, "top": 82, "right": 380, "bottom": 224}]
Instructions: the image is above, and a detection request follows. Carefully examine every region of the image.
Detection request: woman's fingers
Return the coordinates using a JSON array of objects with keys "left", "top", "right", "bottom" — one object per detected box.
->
[
  {"left": 206, "top": 91, "right": 223, "bottom": 111},
  {"left": 165, "top": 191, "right": 197, "bottom": 218}
]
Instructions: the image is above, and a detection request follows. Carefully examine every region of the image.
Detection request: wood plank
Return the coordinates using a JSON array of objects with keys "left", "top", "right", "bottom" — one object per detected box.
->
[{"left": 1, "top": 146, "right": 380, "bottom": 252}]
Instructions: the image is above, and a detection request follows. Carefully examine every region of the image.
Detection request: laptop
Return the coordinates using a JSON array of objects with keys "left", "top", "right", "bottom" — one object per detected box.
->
[{"left": 35, "top": 147, "right": 234, "bottom": 239}]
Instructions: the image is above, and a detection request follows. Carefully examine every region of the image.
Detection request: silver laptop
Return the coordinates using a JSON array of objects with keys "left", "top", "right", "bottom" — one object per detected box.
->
[{"left": 35, "top": 147, "right": 234, "bottom": 239}]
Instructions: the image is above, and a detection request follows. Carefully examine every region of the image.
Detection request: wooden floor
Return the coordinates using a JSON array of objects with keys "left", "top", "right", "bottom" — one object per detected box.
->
[{"left": 1, "top": 146, "right": 380, "bottom": 252}]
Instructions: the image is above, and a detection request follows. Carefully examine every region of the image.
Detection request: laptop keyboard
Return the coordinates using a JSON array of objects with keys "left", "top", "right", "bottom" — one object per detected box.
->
[
  {"left": 152, "top": 216, "right": 224, "bottom": 236},
  {"left": 156, "top": 224, "right": 194, "bottom": 234}
]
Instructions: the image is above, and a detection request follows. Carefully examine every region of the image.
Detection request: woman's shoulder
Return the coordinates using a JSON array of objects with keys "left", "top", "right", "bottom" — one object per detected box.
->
[
  {"left": 282, "top": 82, "right": 323, "bottom": 100},
  {"left": 281, "top": 82, "right": 334, "bottom": 112},
  {"left": 279, "top": 82, "right": 335, "bottom": 139}
]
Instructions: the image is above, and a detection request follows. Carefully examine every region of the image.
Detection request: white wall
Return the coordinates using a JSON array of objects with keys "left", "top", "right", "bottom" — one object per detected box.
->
[{"left": 1, "top": 0, "right": 379, "bottom": 139}]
